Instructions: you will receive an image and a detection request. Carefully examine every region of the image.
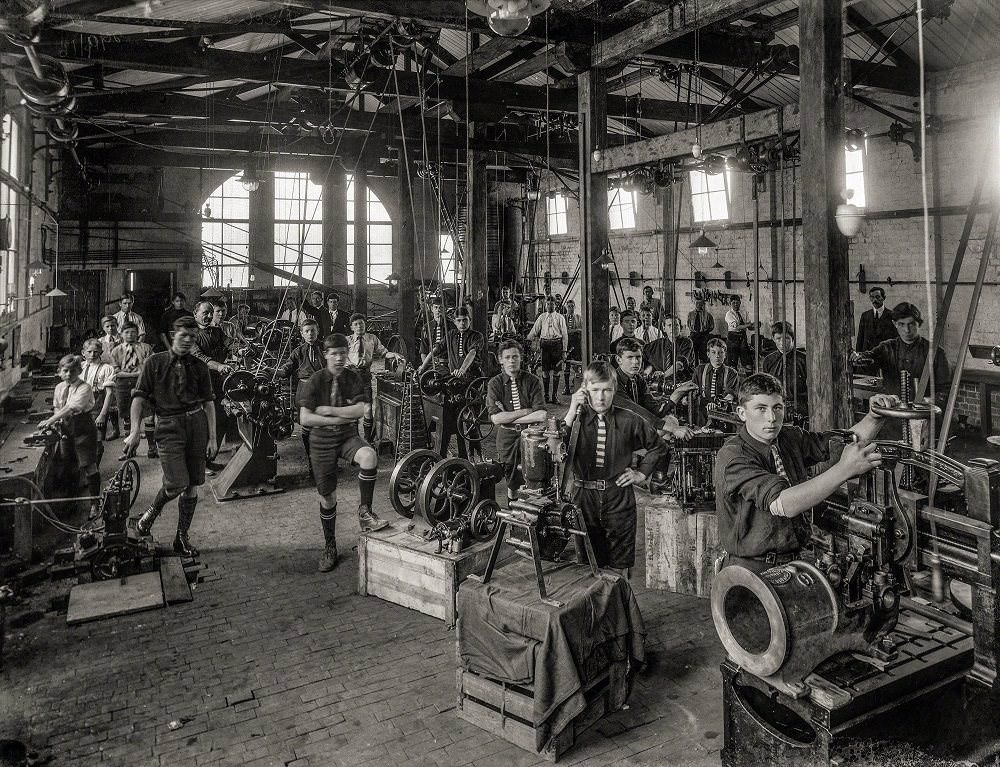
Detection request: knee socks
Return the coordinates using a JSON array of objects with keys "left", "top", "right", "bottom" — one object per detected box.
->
[
  {"left": 358, "top": 467, "right": 377, "bottom": 507},
  {"left": 362, "top": 416, "right": 374, "bottom": 442},
  {"left": 543, "top": 375, "right": 551, "bottom": 398},
  {"left": 319, "top": 503, "right": 337, "bottom": 546},
  {"left": 152, "top": 486, "right": 183, "bottom": 512}
]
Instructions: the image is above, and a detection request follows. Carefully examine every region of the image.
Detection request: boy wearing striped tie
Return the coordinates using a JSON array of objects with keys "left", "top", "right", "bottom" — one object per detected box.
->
[
  {"left": 563, "top": 361, "right": 667, "bottom": 578},
  {"left": 486, "top": 340, "right": 547, "bottom": 505},
  {"left": 300, "top": 333, "right": 389, "bottom": 573},
  {"left": 714, "top": 373, "right": 897, "bottom": 574}
]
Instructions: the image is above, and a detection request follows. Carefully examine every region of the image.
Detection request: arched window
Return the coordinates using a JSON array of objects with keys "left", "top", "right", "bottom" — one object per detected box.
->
[
  {"left": 346, "top": 174, "right": 392, "bottom": 285},
  {"left": 202, "top": 174, "right": 250, "bottom": 288},
  {"left": 274, "top": 171, "right": 323, "bottom": 287}
]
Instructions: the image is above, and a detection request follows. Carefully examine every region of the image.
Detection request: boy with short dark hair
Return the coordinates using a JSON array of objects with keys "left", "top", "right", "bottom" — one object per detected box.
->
[
  {"left": 563, "top": 361, "right": 667, "bottom": 577},
  {"left": 691, "top": 337, "right": 740, "bottom": 426},
  {"left": 487, "top": 339, "right": 547, "bottom": 505},
  {"left": 714, "top": 373, "right": 896, "bottom": 573},
  {"left": 300, "top": 332, "right": 389, "bottom": 572},
  {"left": 760, "top": 321, "right": 808, "bottom": 416},
  {"left": 278, "top": 318, "right": 326, "bottom": 458}
]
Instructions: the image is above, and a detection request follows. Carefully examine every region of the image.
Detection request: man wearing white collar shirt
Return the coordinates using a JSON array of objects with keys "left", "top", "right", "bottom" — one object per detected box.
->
[
  {"left": 113, "top": 292, "right": 147, "bottom": 343},
  {"left": 527, "top": 295, "right": 569, "bottom": 404}
]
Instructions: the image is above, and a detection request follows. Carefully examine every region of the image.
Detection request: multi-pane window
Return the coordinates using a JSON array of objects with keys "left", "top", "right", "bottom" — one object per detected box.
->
[
  {"left": 346, "top": 174, "right": 393, "bottom": 286},
  {"left": 546, "top": 193, "right": 568, "bottom": 236},
  {"left": 274, "top": 171, "right": 323, "bottom": 287},
  {"left": 1, "top": 113, "right": 21, "bottom": 310},
  {"left": 440, "top": 233, "right": 456, "bottom": 283},
  {"left": 690, "top": 169, "right": 730, "bottom": 223},
  {"left": 845, "top": 147, "right": 866, "bottom": 208},
  {"left": 201, "top": 175, "right": 250, "bottom": 288},
  {"left": 608, "top": 188, "right": 638, "bottom": 230}
]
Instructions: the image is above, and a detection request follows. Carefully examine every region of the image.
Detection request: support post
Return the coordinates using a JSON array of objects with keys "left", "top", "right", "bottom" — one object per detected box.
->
[
  {"left": 578, "top": 69, "right": 609, "bottom": 363},
  {"left": 353, "top": 169, "right": 368, "bottom": 314},
  {"left": 660, "top": 182, "right": 677, "bottom": 319},
  {"left": 248, "top": 177, "right": 273, "bottom": 287},
  {"left": 323, "top": 170, "right": 347, "bottom": 289},
  {"left": 397, "top": 162, "right": 416, "bottom": 360},
  {"left": 799, "top": 2, "right": 850, "bottom": 430},
  {"left": 466, "top": 147, "right": 489, "bottom": 333}
]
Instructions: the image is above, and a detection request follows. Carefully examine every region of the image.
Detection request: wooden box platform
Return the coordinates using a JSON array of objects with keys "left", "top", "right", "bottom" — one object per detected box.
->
[
  {"left": 456, "top": 660, "right": 629, "bottom": 762},
  {"left": 358, "top": 526, "right": 505, "bottom": 628},
  {"left": 641, "top": 491, "right": 720, "bottom": 598}
]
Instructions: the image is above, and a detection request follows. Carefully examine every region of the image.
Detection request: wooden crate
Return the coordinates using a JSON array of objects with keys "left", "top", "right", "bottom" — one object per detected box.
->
[
  {"left": 641, "top": 492, "right": 720, "bottom": 598},
  {"left": 456, "top": 660, "right": 629, "bottom": 762},
  {"left": 358, "top": 526, "right": 504, "bottom": 628}
]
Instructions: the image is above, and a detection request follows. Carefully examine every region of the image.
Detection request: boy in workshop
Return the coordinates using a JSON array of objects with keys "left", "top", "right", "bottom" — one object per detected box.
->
[
  {"left": 110, "top": 322, "right": 155, "bottom": 456},
  {"left": 690, "top": 337, "right": 740, "bottom": 426},
  {"left": 714, "top": 372, "right": 897, "bottom": 573},
  {"left": 80, "top": 338, "right": 116, "bottom": 449},
  {"left": 39, "top": 355, "right": 103, "bottom": 520},
  {"left": 487, "top": 339, "right": 548, "bottom": 506},
  {"left": 300, "top": 333, "right": 389, "bottom": 573},
  {"left": 563, "top": 361, "right": 667, "bottom": 578},
  {"left": 417, "top": 307, "right": 486, "bottom": 380},
  {"left": 346, "top": 313, "right": 406, "bottom": 442},
  {"left": 277, "top": 318, "right": 326, "bottom": 459}
]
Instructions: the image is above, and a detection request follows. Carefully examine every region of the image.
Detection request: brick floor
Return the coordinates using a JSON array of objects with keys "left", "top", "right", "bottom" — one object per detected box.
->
[{"left": 0, "top": 408, "right": 725, "bottom": 766}]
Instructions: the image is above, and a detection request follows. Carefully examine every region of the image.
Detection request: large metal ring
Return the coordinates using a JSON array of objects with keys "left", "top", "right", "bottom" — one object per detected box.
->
[
  {"left": 871, "top": 402, "right": 942, "bottom": 420},
  {"left": 15, "top": 55, "right": 70, "bottom": 106},
  {"left": 221, "top": 370, "right": 256, "bottom": 402},
  {"left": 418, "top": 368, "right": 447, "bottom": 397},
  {"left": 388, "top": 449, "right": 440, "bottom": 519}
]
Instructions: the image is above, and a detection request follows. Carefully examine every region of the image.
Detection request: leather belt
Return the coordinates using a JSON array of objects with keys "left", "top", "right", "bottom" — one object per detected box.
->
[
  {"left": 500, "top": 424, "right": 527, "bottom": 432},
  {"left": 741, "top": 551, "right": 797, "bottom": 566},
  {"left": 159, "top": 407, "right": 204, "bottom": 418},
  {"left": 574, "top": 479, "right": 611, "bottom": 491}
]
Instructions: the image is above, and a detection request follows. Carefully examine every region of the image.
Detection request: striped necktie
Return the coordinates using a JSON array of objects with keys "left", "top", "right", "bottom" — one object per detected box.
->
[
  {"left": 710, "top": 368, "right": 718, "bottom": 399},
  {"left": 435, "top": 322, "right": 442, "bottom": 344},
  {"left": 510, "top": 377, "right": 522, "bottom": 410},
  {"left": 458, "top": 333, "right": 465, "bottom": 359},
  {"left": 595, "top": 414, "right": 607, "bottom": 468},
  {"left": 123, "top": 344, "right": 138, "bottom": 372},
  {"left": 771, "top": 445, "right": 789, "bottom": 480}
]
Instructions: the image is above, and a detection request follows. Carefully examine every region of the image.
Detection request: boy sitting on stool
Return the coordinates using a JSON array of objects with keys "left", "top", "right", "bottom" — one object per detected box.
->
[
  {"left": 714, "top": 372, "right": 897, "bottom": 573},
  {"left": 300, "top": 333, "right": 389, "bottom": 573},
  {"left": 563, "top": 361, "right": 667, "bottom": 578},
  {"left": 487, "top": 340, "right": 548, "bottom": 506}
]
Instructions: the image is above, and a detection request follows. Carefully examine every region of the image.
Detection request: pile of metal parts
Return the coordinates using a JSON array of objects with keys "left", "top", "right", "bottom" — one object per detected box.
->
[
  {"left": 388, "top": 449, "right": 502, "bottom": 553},
  {"left": 712, "top": 398, "right": 1000, "bottom": 715},
  {"left": 470, "top": 418, "right": 606, "bottom": 606}
]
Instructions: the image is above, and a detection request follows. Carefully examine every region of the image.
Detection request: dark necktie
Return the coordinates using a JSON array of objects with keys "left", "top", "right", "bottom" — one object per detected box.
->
[
  {"left": 174, "top": 358, "right": 186, "bottom": 400},
  {"left": 330, "top": 374, "right": 340, "bottom": 406},
  {"left": 124, "top": 344, "right": 138, "bottom": 371}
]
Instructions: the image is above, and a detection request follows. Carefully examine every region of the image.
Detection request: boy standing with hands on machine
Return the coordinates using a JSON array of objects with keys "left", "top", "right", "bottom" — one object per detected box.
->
[{"left": 563, "top": 361, "right": 666, "bottom": 578}]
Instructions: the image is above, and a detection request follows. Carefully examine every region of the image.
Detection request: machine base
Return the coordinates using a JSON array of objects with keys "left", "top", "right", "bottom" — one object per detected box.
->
[{"left": 721, "top": 607, "right": 976, "bottom": 767}]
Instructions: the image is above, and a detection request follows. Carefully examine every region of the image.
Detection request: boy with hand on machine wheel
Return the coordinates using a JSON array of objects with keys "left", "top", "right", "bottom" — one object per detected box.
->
[
  {"left": 563, "top": 361, "right": 667, "bottom": 579},
  {"left": 299, "top": 333, "right": 389, "bottom": 573},
  {"left": 487, "top": 339, "right": 548, "bottom": 507},
  {"left": 715, "top": 372, "right": 899, "bottom": 574}
]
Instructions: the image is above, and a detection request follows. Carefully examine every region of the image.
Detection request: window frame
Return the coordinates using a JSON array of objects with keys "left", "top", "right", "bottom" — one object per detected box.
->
[
  {"left": 608, "top": 187, "right": 638, "bottom": 230},
  {"left": 546, "top": 193, "right": 568, "bottom": 236},
  {"left": 273, "top": 171, "right": 324, "bottom": 287},
  {"left": 346, "top": 174, "right": 394, "bottom": 286},
  {"left": 844, "top": 145, "right": 867, "bottom": 209},
  {"left": 689, "top": 168, "right": 731, "bottom": 224},
  {"left": 201, "top": 175, "right": 251, "bottom": 289}
]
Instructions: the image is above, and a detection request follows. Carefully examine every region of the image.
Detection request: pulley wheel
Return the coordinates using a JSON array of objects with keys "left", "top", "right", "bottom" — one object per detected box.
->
[
  {"left": 221, "top": 370, "right": 255, "bottom": 402},
  {"left": 15, "top": 55, "right": 70, "bottom": 106},
  {"left": 465, "top": 376, "right": 488, "bottom": 404},
  {"left": 46, "top": 120, "right": 79, "bottom": 142},
  {"left": 388, "top": 449, "right": 440, "bottom": 519},
  {"left": 24, "top": 94, "right": 75, "bottom": 117},
  {"left": 871, "top": 402, "right": 942, "bottom": 420},
  {"left": 117, "top": 458, "right": 141, "bottom": 512},
  {"left": 457, "top": 401, "right": 493, "bottom": 443},
  {"left": 416, "top": 457, "right": 480, "bottom": 525},
  {"left": 90, "top": 543, "right": 141, "bottom": 581},
  {"left": 468, "top": 499, "right": 500, "bottom": 542},
  {"left": 418, "top": 368, "right": 447, "bottom": 397}
]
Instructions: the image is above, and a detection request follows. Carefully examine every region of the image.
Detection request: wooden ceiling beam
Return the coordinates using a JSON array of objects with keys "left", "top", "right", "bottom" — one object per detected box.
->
[
  {"left": 593, "top": 0, "right": 780, "bottom": 69},
  {"left": 441, "top": 36, "right": 524, "bottom": 77},
  {"left": 845, "top": 7, "right": 918, "bottom": 72}
]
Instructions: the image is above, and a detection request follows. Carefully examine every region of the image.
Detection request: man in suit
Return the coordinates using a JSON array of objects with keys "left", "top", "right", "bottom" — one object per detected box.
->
[
  {"left": 326, "top": 292, "right": 352, "bottom": 336},
  {"left": 856, "top": 286, "right": 896, "bottom": 354},
  {"left": 687, "top": 298, "right": 714, "bottom": 363}
]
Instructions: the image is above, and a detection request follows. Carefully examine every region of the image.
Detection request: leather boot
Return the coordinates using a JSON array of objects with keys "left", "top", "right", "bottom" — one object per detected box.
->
[
  {"left": 549, "top": 376, "right": 560, "bottom": 405},
  {"left": 146, "top": 431, "right": 158, "bottom": 459},
  {"left": 136, "top": 504, "right": 162, "bottom": 535},
  {"left": 562, "top": 370, "right": 571, "bottom": 395},
  {"left": 542, "top": 376, "right": 552, "bottom": 404},
  {"left": 319, "top": 506, "right": 338, "bottom": 571},
  {"left": 173, "top": 496, "right": 199, "bottom": 557}
]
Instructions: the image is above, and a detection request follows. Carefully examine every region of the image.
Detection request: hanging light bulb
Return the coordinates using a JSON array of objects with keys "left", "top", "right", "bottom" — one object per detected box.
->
[
  {"left": 466, "top": 0, "right": 550, "bottom": 37},
  {"left": 240, "top": 153, "right": 261, "bottom": 192}
]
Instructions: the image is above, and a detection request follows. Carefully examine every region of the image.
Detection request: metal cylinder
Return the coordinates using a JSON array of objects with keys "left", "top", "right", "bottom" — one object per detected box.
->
[
  {"left": 520, "top": 425, "right": 553, "bottom": 491},
  {"left": 711, "top": 562, "right": 840, "bottom": 681}
]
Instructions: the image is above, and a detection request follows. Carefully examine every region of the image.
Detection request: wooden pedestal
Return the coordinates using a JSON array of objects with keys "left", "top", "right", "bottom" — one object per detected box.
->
[
  {"left": 457, "top": 660, "right": 629, "bottom": 762},
  {"left": 358, "top": 527, "right": 504, "bottom": 627},
  {"left": 641, "top": 492, "right": 720, "bottom": 598}
]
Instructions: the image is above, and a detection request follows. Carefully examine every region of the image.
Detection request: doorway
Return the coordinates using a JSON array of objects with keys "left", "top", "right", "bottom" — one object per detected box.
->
[{"left": 126, "top": 270, "right": 175, "bottom": 331}]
